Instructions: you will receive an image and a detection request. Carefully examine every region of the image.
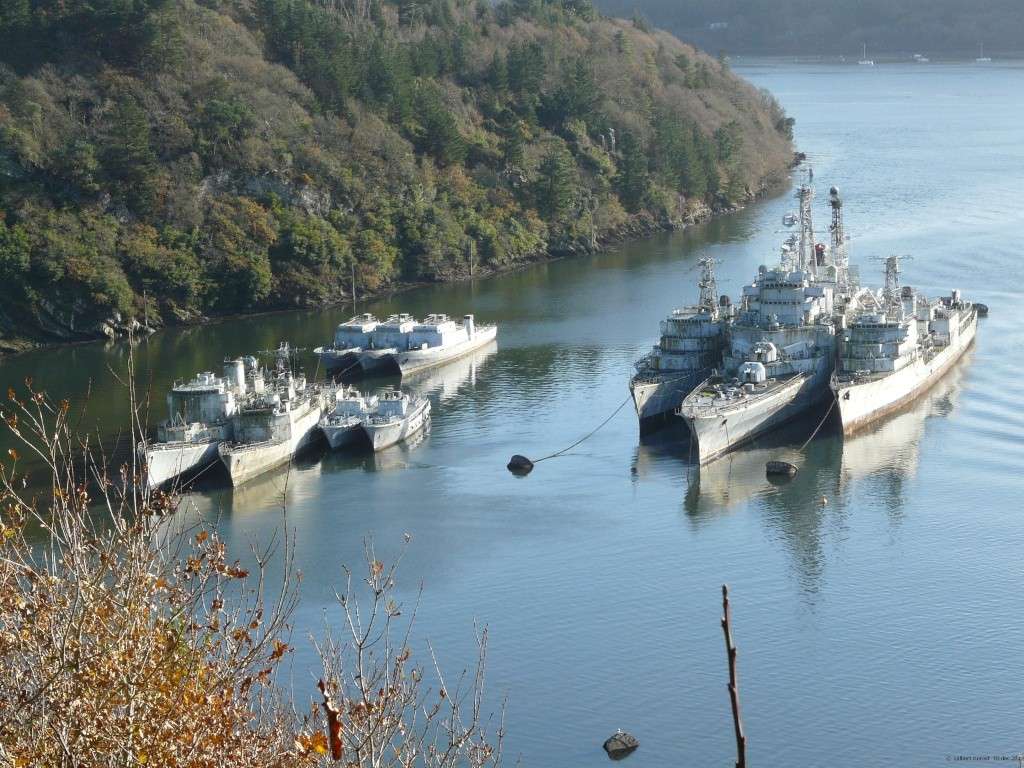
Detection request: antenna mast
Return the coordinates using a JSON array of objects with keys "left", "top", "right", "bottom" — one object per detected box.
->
[
  {"left": 881, "top": 255, "right": 913, "bottom": 321},
  {"left": 697, "top": 256, "right": 720, "bottom": 314},
  {"left": 829, "top": 185, "right": 851, "bottom": 292},
  {"left": 796, "top": 169, "right": 815, "bottom": 273}
]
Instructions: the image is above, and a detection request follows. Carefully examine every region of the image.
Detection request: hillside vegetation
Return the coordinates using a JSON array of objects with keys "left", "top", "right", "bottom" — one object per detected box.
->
[
  {"left": 595, "top": 0, "right": 1024, "bottom": 56},
  {"left": 0, "top": 0, "right": 794, "bottom": 347}
]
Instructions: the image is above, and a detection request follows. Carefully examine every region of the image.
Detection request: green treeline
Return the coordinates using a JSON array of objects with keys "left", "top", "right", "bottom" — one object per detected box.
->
[
  {"left": 593, "top": 0, "right": 1024, "bottom": 56},
  {"left": 0, "top": 0, "right": 792, "bottom": 342}
]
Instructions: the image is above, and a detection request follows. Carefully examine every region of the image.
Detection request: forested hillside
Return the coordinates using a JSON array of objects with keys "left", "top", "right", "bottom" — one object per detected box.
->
[
  {"left": 595, "top": 0, "right": 1024, "bottom": 56},
  {"left": 0, "top": 0, "right": 794, "bottom": 347}
]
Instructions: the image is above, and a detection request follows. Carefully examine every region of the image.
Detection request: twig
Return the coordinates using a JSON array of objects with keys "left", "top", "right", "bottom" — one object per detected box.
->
[{"left": 721, "top": 584, "right": 746, "bottom": 768}]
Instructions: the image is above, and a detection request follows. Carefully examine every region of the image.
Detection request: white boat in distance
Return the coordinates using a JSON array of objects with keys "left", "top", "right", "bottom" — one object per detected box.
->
[
  {"left": 361, "top": 390, "right": 431, "bottom": 451},
  {"left": 314, "top": 313, "right": 378, "bottom": 376},
  {"left": 320, "top": 387, "right": 379, "bottom": 449},
  {"left": 356, "top": 314, "right": 498, "bottom": 377},
  {"left": 858, "top": 43, "right": 874, "bottom": 66},
  {"left": 976, "top": 43, "right": 992, "bottom": 63}
]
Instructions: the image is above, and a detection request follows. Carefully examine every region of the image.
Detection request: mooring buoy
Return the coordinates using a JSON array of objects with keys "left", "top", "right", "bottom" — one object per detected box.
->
[{"left": 507, "top": 455, "right": 535, "bottom": 476}]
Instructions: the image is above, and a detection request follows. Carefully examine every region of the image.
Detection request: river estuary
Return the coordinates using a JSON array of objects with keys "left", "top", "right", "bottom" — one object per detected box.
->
[{"left": 3, "top": 60, "right": 1024, "bottom": 766}]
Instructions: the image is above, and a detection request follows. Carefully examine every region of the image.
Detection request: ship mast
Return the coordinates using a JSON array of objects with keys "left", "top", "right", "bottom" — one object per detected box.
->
[
  {"left": 881, "top": 255, "right": 911, "bottom": 321},
  {"left": 697, "top": 255, "right": 719, "bottom": 315},
  {"left": 829, "top": 185, "right": 850, "bottom": 292},
  {"left": 796, "top": 170, "right": 815, "bottom": 274}
]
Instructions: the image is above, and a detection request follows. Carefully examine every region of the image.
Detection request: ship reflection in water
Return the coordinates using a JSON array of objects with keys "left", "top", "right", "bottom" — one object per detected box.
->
[
  {"left": 633, "top": 350, "right": 972, "bottom": 591},
  {"left": 186, "top": 341, "right": 497, "bottom": 520},
  {"left": 626, "top": 350, "right": 970, "bottom": 524}
]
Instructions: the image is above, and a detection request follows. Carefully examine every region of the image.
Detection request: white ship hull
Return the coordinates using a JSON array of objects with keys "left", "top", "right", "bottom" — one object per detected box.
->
[
  {"left": 834, "top": 313, "right": 977, "bottom": 434},
  {"left": 683, "top": 361, "right": 831, "bottom": 465},
  {"left": 393, "top": 325, "right": 499, "bottom": 376},
  {"left": 363, "top": 400, "right": 431, "bottom": 452},
  {"left": 220, "top": 400, "right": 324, "bottom": 486},
  {"left": 629, "top": 370, "right": 709, "bottom": 431},
  {"left": 141, "top": 439, "right": 221, "bottom": 488}
]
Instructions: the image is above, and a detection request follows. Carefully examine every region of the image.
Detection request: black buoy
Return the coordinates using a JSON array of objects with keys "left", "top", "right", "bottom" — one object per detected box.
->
[
  {"left": 603, "top": 730, "right": 639, "bottom": 760},
  {"left": 507, "top": 455, "right": 535, "bottom": 476}
]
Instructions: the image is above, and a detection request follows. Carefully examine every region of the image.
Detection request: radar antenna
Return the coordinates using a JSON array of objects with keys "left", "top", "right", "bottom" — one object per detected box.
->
[{"left": 871, "top": 255, "right": 913, "bottom": 320}]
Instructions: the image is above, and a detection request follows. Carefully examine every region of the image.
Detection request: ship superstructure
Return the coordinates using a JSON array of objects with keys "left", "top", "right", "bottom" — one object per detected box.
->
[
  {"left": 319, "top": 386, "right": 379, "bottom": 449},
  {"left": 832, "top": 256, "right": 978, "bottom": 432},
  {"left": 356, "top": 313, "right": 498, "bottom": 376},
  {"left": 314, "top": 313, "right": 379, "bottom": 376},
  {"left": 219, "top": 343, "right": 329, "bottom": 486},
  {"left": 679, "top": 264, "right": 838, "bottom": 463},
  {"left": 679, "top": 177, "right": 861, "bottom": 463},
  {"left": 629, "top": 257, "right": 729, "bottom": 432},
  {"left": 141, "top": 358, "right": 264, "bottom": 488},
  {"left": 361, "top": 389, "right": 431, "bottom": 452}
]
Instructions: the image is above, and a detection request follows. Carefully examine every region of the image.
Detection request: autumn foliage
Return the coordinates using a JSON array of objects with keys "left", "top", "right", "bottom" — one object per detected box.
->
[{"left": 0, "top": 374, "right": 502, "bottom": 767}]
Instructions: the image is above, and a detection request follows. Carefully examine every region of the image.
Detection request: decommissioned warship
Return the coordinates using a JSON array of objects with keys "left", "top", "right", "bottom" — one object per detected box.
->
[
  {"left": 140, "top": 358, "right": 264, "bottom": 488},
  {"left": 831, "top": 256, "right": 978, "bottom": 433},
  {"left": 218, "top": 343, "right": 329, "bottom": 486},
  {"left": 361, "top": 389, "right": 431, "bottom": 451},
  {"left": 629, "top": 256, "right": 727, "bottom": 432},
  {"left": 319, "top": 386, "right": 379, "bottom": 449},
  {"left": 677, "top": 173, "right": 980, "bottom": 463},
  {"left": 679, "top": 180, "right": 864, "bottom": 463},
  {"left": 318, "top": 312, "right": 498, "bottom": 377},
  {"left": 314, "top": 313, "right": 379, "bottom": 376}
]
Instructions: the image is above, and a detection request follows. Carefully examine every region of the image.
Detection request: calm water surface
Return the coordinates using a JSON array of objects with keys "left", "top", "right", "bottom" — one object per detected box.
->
[{"left": 4, "top": 61, "right": 1024, "bottom": 766}]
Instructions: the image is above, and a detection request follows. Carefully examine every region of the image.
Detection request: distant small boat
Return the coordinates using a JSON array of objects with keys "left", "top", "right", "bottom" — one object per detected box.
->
[
  {"left": 782, "top": 212, "right": 798, "bottom": 227},
  {"left": 913, "top": 53, "right": 930, "bottom": 63},
  {"left": 976, "top": 43, "right": 992, "bottom": 63},
  {"left": 858, "top": 43, "right": 874, "bottom": 66}
]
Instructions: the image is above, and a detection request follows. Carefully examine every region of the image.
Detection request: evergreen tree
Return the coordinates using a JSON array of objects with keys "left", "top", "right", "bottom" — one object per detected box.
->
[
  {"left": 615, "top": 130, "right": 649, "bottom": 212},
  {"left": 488, "top": 52, "right": 509, "bottom": 92},
  {"left": 104, "top": 96, "right": 158, "bottom": 214},
  {"left": 413, "top": 85, "right": 466, "bottom": 165},
  {"left": 534, "top": 146, "right": 577, "bottom": 221}
]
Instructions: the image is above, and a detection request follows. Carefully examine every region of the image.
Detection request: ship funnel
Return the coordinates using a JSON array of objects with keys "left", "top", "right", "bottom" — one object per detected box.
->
[
  {"left": 464, "top": 314, "right": 475, "bottom": 339},
  {"left": 224, "top": 358, "right": 246, "bottom": 395}
]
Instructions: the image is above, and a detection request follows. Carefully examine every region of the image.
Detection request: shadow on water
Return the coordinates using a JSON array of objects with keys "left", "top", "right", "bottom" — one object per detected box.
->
[{"left": 633, "top": 350, "right": 975, "bottom": 598}]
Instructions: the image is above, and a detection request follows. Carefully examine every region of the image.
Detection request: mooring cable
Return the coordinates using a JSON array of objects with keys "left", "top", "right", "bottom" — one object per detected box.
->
[
  {"left": 798, "top": 397, "right": 836, "bottom": 452},
  {"left": 508, "top": 395, "right": 631, "bottom": 474}
]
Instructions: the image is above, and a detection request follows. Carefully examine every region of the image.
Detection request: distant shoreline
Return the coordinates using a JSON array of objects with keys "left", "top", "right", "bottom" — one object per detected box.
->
[{"left": 730, "top": 54, "right": 1024, "bottom": 65}]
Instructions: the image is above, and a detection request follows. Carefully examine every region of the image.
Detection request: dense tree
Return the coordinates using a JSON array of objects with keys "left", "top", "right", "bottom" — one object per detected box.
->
[
  {"left": 615, "top": 131, "right": 650, "bottom": 212},
  {"left": 534, "top": 146, "right": 578, "bottom": 221},
  {"left": 0, "top": 0, "right": 793, "bottom": 344},
  {"left": 103, "top": 96, "right": 159, "bottom": 214}
]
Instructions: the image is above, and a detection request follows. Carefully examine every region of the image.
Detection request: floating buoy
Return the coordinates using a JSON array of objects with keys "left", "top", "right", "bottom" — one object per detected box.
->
[
  {"left": 507, "top": 455, "right": 535, "bottom": 476},
  {"left": 820, "top": 496, "right": 828, "bottom": 506},
  {"left": 603, "top": 730, "right": 639, "bottom": 760},
  {"left": 766, "top": 460, "right": 798, "bottom": 478}
]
